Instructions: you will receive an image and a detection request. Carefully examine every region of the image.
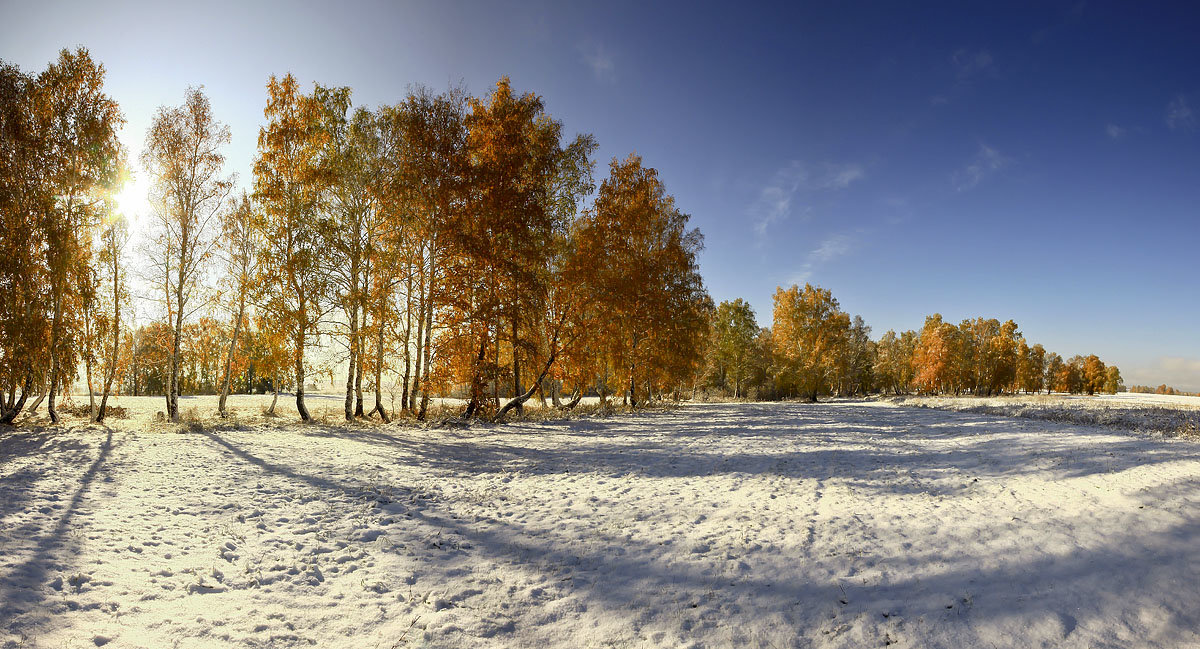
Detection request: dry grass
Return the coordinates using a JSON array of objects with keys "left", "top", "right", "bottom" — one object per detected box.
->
[
  {"left": 886, "top": 393, "right": 1200, "bottom": 437},
  {"left": 59, "top": 403, "right": 129, "bottom": 420},
  {"left": 3, "top": 392, "right": 674, "bottom": 432}
]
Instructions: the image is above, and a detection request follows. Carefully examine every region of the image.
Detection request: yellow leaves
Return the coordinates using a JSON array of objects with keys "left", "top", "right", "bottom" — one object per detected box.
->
[
  {"left": 570, "top": 153, "right": 709, "bottom": 400},
  {"left": 0, "top": 48, "right": 126, "bottom": 407},
  {"left": 770, "top": 283, "right": 850, "bottom": 398}
]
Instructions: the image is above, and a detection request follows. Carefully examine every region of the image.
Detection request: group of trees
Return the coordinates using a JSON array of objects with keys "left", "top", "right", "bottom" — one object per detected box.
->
[
  {"left": 1, "top": 48, "right": 1137, "bottom": 426},
  {"left": 1129, "top": 384, "right": 1199, "bottom": 397},
  {"left": 0, "top": 48, "right": 712, "bottom": 424},
  {"left": 118, "top": 319, "right": 288, "bottom": 401},
  {"left": 905, "top": 315, "right": 1121, "bottom": 396},
  {"left": 0, "top": 49, "right": 126, "bottom": 423},
  {"left": 700, "top": 283, "right": 1123, "bottom": 400}
]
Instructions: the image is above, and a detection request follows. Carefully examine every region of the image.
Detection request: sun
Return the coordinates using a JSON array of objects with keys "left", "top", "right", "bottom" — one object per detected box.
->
[{"left": 113, "top": 174, "right": 152, "bottom": 221}]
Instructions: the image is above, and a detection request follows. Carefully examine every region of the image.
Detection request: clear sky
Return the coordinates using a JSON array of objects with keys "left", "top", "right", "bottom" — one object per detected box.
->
[{"left": 3, "top": 1, "right": 1199, "bottom": 388}]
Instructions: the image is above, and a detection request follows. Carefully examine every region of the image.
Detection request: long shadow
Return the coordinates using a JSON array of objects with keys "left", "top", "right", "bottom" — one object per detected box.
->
[
  {"left": 269, "top": 402, "right": 1200, "bottom": 489},
  {"left": 199, "top": 426, "right": 1200, "bottom": 646},
  {"left": 0, "top": 428, "right": 95, "bottom": 524},
  {"left": 5, "top": 405, "right": 1192, "bottom": 644},
  {"left": 0, "top": 428, "right": 94, "bottom": 462},
  {"left": 397, "top": 480, "right": 1200, "bottom": 646},
  {"left": 0, "top": 427, "right": 117, "bottom": 634},
  {"left": 202, "top": 429, "right": 358, "bottom": 497}
]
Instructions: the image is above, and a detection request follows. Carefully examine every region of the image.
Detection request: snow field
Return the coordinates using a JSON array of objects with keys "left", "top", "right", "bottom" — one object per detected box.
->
[{"left": 2, "top": 401, "right": 1199, "bottom": 648}]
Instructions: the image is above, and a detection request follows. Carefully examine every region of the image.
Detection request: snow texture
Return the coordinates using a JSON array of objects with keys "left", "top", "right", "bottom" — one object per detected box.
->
[
  {"left": 3, "top": 399, "right": 1200, "bottom": 648},
  {"left": 891, "top": 392, "right": 1200, "bottom": 438}
]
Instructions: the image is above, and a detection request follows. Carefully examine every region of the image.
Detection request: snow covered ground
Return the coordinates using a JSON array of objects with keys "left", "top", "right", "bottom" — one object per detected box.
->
[{"left": 3, "top": 400, "right": 1200, "bottom": 648}]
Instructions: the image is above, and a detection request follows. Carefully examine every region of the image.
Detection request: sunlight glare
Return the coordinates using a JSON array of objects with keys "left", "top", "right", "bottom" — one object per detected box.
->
[{"left": 114, "top": 175, "right": 151, "bottom": 222}]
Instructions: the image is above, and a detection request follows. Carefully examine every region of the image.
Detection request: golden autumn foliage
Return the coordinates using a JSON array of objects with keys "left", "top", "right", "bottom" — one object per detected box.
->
[
  {"left": 772, "top": 284, "right": 850, "bottom": 401},
  {"left": 2, "top": 49, "right": 1141, "bottom": 424},
  {"left": 1130, "top": 383, "right": 1193, "bottom": 396},
  {"left": 143, "top": 86, "right": 233, "bottom": 421},
  {"left": 0, "top": 48, "right": 123, "bottom": 424},
  {"left": 252, "top": 73, "right": 331, "bottom": 421},
  {"left": 912, "top": 314, "right": 957, "bottom": 394},
  {"left": 902, "top": 314, "right": 1116, "bottom": 397},
  {"left": 449, "top": 78, "right": 565, "bottom": 416},
  {"left": 705, "top": 299, "right": 759, "bottom": 398},
  {"left": 377, "top": 86, "right": 469, "bottom": 419},
  {"left": 692, "top": 283, "right": 1121, "bottom": 402},
  {"left": 244, "top": 76, "right": 708, "bottom": 420},
  {"left": 875, "top": 329, "right": 918, "bottom": 395},
  {"left": 573, "top": 154, "right": 711, "bottom": 407}
]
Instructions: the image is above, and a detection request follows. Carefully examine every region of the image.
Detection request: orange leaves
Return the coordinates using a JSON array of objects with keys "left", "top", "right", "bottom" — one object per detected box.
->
[
  {"left": 0, "top": 48, "right": 124, "bottom": 421},
  {"left": 912, "top": 314, "right": 955, "bottom": 393},
  {"left": 573, "top": 154, "right": 710, "bottom": 404},
  {"left": 771, "top": 283, "right": 850, "bottom": 399},
  {"left": 251, "top": 74, "right": 338, "bottom": 419},
  {"left": 904, "top": 313, "right": 1120, "bottom": 397}
]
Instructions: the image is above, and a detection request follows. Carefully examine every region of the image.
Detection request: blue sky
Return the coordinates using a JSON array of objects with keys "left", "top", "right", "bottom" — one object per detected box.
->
[{"left": 3, "top": 1, "right": 1199, "bottom": 388}]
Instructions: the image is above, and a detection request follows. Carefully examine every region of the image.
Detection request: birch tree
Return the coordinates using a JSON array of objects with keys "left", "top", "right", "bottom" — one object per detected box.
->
[
  {"left": 95, "top": 214, "right": 129, "bottom": 422},
  {"left": 35, "top": 49, "right": 124, "bottom": 423},
  {"left": 574, "top": 154, "right": 709, "bottom": 408},
  {"left": 317, "top": 90, "right": 384, "bottom": 421},
  {"left": 253, "top": 73, "right": 331, "bottom": 422},
  {"left": 771, "top": 283, "right": 848, "bottom": 402},
  {"left": 383, "top": 87, "right": 469, "bottom": 420},
  {"left": 0, "top": 60, "right": 47, "bottom": 424},
  {"left": 216, "top": 193, "right": 259, "bottom": 417},
  {"left": 143, "top": 86, "right": 232, "bottom": 421},
  {"left": 708, "top": 299, "right": 758, "bottom": 397}
]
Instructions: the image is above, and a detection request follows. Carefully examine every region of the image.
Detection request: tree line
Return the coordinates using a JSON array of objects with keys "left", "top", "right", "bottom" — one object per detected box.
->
[
  {"left": 1, "top": 48, "right": 1129, "bottom": 426},
  {"left": 0, "top": 48, "right": 711, "bottom": 424},
  {"left": 1128, "top": 385, "right": 1198, "bottom": 397},
  {"left": 701, "top": 284, "right": 1123, "bottom": 400}
]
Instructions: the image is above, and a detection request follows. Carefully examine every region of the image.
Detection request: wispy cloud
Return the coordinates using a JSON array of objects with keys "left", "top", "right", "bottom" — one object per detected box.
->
[
  {"left": 811, "top": 233, "right": 854, "bottom": 263},
  {"left": 880, "top": 196, "right": 912, "bottom": 226},
  {"left": 1166, "top": 95, "right": 1195, "bottom": 131},
  {"left": 751, "top": 162, "right": 806, "bottom": 237},
  {"left": 951, "top": 49, "right": 993, "bottom": 79},
  {"left": 785, "top": 268, "right": 813, "bottom": 286},
  {"left": 785, "top": 233, "right": 859, "bottom": 287},
  {"left": 579, "top": 42, "right": 615, "bottom": 83},
  {"left": 749, "top": 161, "right": 864, "bottom": 238},
  {"left": 931, "top": 49, "right": 994, "bottom": 108},
  {"left": 1105, "top": 123, "right": 1126, "bottom": 139},
  {"left": 821, "top": 164, "right": 865, "bottom": 189},
  {"left": 954, "top": 143, "right": 1010, "bottom": 191}
]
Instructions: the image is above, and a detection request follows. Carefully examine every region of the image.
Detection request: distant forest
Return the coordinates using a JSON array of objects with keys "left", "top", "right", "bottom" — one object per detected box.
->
[
  {"left": 1128, "top": 385, "right": 1197, "bottom": 397},
  {"left": 1, "top": 48, "right": 1121, "bottom": 426},
  {"left": 702, "top": 289, "right": 1120, "bottom": 402}
]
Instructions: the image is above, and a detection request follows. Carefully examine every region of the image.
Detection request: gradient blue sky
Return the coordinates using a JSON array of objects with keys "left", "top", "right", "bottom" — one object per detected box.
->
[{"left": 3, "top": 1, "right": 1199, "bottom": 388}]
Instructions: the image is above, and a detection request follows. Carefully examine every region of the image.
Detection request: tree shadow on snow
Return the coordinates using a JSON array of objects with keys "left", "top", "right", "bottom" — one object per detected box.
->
[
  {"left": 0, "top": 427, "right": 118, "bottom": 634},
  {"left": 0, "top": 427, "right": 97, "bottom": 524},
  {"left": 268, "top": 402, "right": 1200, "bottom": 491},
  {"left": 197, "top": 423, "right": 1200, "bottom": 647}
]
